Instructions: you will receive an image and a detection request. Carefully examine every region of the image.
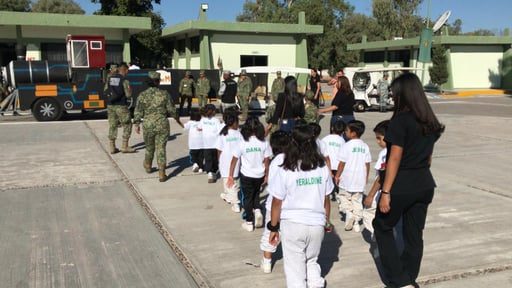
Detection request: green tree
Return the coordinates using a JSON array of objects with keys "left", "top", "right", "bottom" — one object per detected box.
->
[
  {"left": 91, "top": 0, "right": 168, "bottom": 68},
  {"left": 32, "top": 0, "right": 85, "bottom": 14},
  {"left": 0, "top": 0, "right": 31, "bottom": 11},
  {"left": 465, "top": 29, "right": 495, "bottom": 36},
  {"left": 429, "top": 45, "right": 448, "bottom": 87},
  {"left": 445, "top": 19, "right": 462, "bottom": 35},
  {"left": 372, "top": 0, "right": 423, "bottom": 39}
]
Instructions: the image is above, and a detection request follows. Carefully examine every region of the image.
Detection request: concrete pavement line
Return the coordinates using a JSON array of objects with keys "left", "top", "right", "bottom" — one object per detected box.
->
[
  {"left": 84, "top": 121, "right": 212, "bottom": 288},
  {"left": 419, "top": 263, "right": 512, "bottom": 286}
]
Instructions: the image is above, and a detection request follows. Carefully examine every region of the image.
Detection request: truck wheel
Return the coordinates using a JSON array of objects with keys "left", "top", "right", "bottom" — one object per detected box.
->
[
  {"left": 32, "top": 98, "right": 63, "bottom": 121},
  {"left": 354, "top": 101, "right": 366, "bottom": 112}
]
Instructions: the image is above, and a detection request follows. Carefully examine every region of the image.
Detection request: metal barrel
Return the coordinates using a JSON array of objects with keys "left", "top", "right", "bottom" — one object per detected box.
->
[{"left": 7, "top": 60, "right": 69, "bottom": 88}]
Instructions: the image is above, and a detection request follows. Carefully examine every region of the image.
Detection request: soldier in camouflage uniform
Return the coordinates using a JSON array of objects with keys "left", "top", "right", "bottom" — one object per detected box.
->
[
  {"left": 304, "top": 90, "right": 319, "bottom": 124},
  {"left": 106, "top": 62, "right": 136, "bottom": 154},
  {"left": 196, "top": 70, "right": 210, "bottom": 109},
  {"left": 264, "top": 99, "right": 279, "bottom": 136},
  {"left": 237, "top": 69, "right": 253, "bottom": 121},
  {"left": 270, "top": 71, "right": 285, "bottom": 102},
  {"left": 178, "top": 71, "right": 196, "bottom": 116},
  {"left": 377, "top": 72, "right": 390, "bottom": 112},
  {"left": 133, "top": 71, "right": 183, "bottom": 182}
]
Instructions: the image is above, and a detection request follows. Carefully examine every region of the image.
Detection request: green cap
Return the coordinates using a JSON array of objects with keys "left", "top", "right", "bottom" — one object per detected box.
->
[
  {"left": 185, "top": 70, "right": 191, "bottom": 76},
  {"left": 199, "top": 70, "right": 205, "bottom": 74},
  {"left": 305, "top": 90, "right": 315, "bottom": 100},
  {"left": 240, "top": 69, "right": 247, "bottom": 76},
  {"left": 148, "top": 71, "right": 160, "bottom": 80}
]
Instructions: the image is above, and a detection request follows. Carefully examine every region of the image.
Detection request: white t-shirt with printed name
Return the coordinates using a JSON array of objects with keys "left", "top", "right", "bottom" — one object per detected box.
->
[
  {"left": 267, "top": 164, "right": 334, "bottom": 226},
  {"left": 216, "top": 129, "right": 242, "bottom": 178},
  {"left": 265, "top": 153, "right": 285, "bottom": 211},
  {"left": 183, "top": 120, "right": 203, "bottom": 150},
  {"left": 338, "top": 138, "right": 371, "bottom": 192},
  {"left": 233, "top": 136, "right": 272, "bottom": 178},
  {"left": 321, "top": 134, "right": 345, "bottom": 170},
  {"left": 199, "top": 116, "right": 222, "bottom": 149}
]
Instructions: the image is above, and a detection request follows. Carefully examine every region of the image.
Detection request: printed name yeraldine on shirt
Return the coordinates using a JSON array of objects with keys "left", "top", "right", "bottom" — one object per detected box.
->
[
  {"left": 296, "top": 177, "right": 323, "bottom": 186},
  {"left": 246, "top": 147, "right": 262, "bottom": 153}
]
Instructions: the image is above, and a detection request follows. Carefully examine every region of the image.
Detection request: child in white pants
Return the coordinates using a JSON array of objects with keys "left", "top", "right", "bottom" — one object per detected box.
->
[{"left": 335, "top": 120, "right": 371, "bottom": 233}]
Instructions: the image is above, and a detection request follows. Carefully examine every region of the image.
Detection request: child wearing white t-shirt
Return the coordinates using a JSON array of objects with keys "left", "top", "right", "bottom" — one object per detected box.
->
[
  {"left": 216, "top": 109, "right": 242, "bottom": 213},
  {"left": 335, "top": 120, "right": 371, "bottom": 233},
  {"left": 363, "top": 120, "right": 389, "bottom": 236},
  {"left": 227, "top": 117, "right": 271, "bottom": 232},
  {"left": 267, "top": 124, "right": 333, "bottom": 288},
  {"left": 321, "top": 120, "right": 346, "bottom": 202},
  {"left": 183, "top": 110, "right": 204, "bottom": 173},
  {"left": 259, "top": 130, "right": 290, "bottom": 273},
  {"left": 199, "top": 104, "right": 222, "bottom": 183}
]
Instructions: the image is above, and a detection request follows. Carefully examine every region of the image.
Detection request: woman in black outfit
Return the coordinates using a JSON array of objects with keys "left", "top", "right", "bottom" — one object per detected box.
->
[
  {"left": 373, "top": 73, "right": 445, "bottom": 288},
  {"left": 318, "top": 76, "right": 355, "bottom": 130},
  {"left": 309, "top": 68, "right": 322, "bottom": 107},
  {"left": 266, "top": 76, "right": 305, "bottom": 133}
]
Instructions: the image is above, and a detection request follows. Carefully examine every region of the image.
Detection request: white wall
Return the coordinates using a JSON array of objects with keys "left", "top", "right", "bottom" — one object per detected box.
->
[{"left": 450, "top": 45, "right": 503, "bottom": 89}]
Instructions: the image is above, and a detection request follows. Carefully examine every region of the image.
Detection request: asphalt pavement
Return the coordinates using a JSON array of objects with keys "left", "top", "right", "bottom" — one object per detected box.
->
[{"left": 1, "top": 95, "right": 512, "bottom": 287}]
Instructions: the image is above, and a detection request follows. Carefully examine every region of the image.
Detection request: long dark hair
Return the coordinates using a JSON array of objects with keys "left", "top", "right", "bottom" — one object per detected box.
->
[
  {"left": 390, "top": 73, "right": 445, "bottom": 137},
  {"left": 284, "top": 75, "right": 303, "bottom": 117},
  {"left": 338, "top": 76, "right": 352, "bottom": 95},
  {"left": 241, "top": 116, "right": 265, "bottom": 141},
  {"left": 219, "top": 109, "right": 238, "bottom": 136},
  {"left": 282, "top": 123, "right": 325, "bottom": 171}
]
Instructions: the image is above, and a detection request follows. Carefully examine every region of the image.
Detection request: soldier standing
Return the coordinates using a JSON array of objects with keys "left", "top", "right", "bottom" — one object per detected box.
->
[
  {"left": 270, "top": 70, "right": 285, "bottom": 102},
  {"left": 106, "top": 62, "right": 136, "bottom": 154},
  {"left": 218, "top": 70, "right": 237, "bottom": 112},
  {"left": 237, "top": 69, "right": 253, "bottom": 121},
  {"left": 178, "top": 71, "right": 196, "bottom": 116},
  {"left": 377, "top": 72, "right": 390, "bottom": 112},
  {"left": 196, "top": 70, "right": 210, "bottom": 109},
  {"left": 133, "top": 71, "right": 183, "bottom": 182}
]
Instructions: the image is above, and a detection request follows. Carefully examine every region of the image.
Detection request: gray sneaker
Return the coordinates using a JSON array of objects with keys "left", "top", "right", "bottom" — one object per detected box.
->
[{"left": 344, "top": 217, "right": 354, "bottom": 231}]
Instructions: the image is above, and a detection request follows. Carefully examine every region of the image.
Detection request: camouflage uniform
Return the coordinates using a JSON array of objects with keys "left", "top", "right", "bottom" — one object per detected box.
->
[
  {"left": 377, "top": 74, "right": 389, "bottom": 111},
  {"left": 304, "top": 102, "right": 319, "bottom": 124},
  {"left": 271, "top": 74, "right": 285, "bottom": 102},
  {"left": 265, "top": 100, "right": 279, "bottom": 135},
  {"left": 133, "top": 87, "right": 177, "bottom": 169},
  {"left": 237, "top": 71, "right": 253, "bottom": 121},
  {"left": 106, "top": 71, "right": 133, "bottom": 147},
  {"left": 179, "top": 72, "right": 196, "bottom": 116},
  {"left": 196, "top": 71, "right": 210, "bottom": 109}
]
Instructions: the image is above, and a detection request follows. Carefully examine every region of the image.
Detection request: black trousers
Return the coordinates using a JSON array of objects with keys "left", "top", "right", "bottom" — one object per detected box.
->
[
  {"left": 240, "top": 173, "right": 264, "bottom": 223},
  {"left": 179, "top": 95, "right": 193, "bottom": 115},
  {"left": 373, "top": 188, "right": 434, "bottom": 287},
  {"left": 189, "top": 149, "right": 204, "bottom": 169},
  {"left": 203, "top": 148, "right": 218, "bottom": 173}
]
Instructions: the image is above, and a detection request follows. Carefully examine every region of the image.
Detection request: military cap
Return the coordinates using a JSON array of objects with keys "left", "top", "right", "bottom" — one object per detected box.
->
[
  {"left": 185, "top": 70, "right": 191, "bottom": 76},
  {"left": 199, "top": 70, "right": 205, "bottom": 74},
  {"left": 383, "top": 71, "right": 389, "bottom": 76},
  {"left": 305, "top": 90, "right": 315, "bottom": 100},
  {"left": 240, "top": 69, "right": 247, "bottom": 76},
  {"left": 148, "top": 71, "right": 161, "bottom": 80},
  {"left": 276, "top": 70, "right": 282, "bottom": 74},
  {"left": 109, "top": 63, "right": 118, "bottom": 70},
  {"left": 223, "top": 70, "right": 231, "bottom": 75}
]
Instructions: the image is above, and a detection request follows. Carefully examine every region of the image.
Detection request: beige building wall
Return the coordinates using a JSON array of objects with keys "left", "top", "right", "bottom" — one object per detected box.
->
[{"left": 450, "top": 45, "right": 503, "bottom": 89}]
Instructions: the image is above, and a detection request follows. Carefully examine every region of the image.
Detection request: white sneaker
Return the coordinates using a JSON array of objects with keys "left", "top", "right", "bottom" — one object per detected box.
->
[
  {"left": 400, "top": 285, "right": 415, "bottom": 288},
  {"left": 344, "top": 218, "right": 354, "bottom": 231},
  {"left": 231, "top": 203, "right": 241, "bottom": 213},
  {"left": 207, "top": 172, "right": 215, "bottom": 183},
  {"left": 198, "top": 168, "right": 203, "bottom": 173},
  {"left": 192, "top": 163, "right": 199, "bottom": 173},
  {"left": 260, "top": 259, "right": 272, "bottom": 273},
  {"left": 353, "top": 223, "right": 361, "bottom": 233},
  {"left": 254, "top": 209, "right": 263, "bottom": 228},
  {"left": 241, "top": 222, "right": 254, "bottom": 232},
  {"left": 220, "top": 193, "right": 230, "bottom": 203}
]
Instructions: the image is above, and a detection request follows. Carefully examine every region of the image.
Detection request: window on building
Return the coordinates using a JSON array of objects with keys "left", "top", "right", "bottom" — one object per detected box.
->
[
  {"left": 177, "top": 39, "right": 186, "bottom": 55},
  {"left": 364, "top": 51, "right": 385, "bottom": 63},
  {"left": 190, "top": 36, "right": 200, "bottom": 54},
  {"left": 240, "top": 55, "right": 268, "bottom": 67},
  {"left": 90, "top": 41, "right": 102, "bottom": 50},
  {"left": 105, "top": 44, "right": 123, "bottom": 65}
]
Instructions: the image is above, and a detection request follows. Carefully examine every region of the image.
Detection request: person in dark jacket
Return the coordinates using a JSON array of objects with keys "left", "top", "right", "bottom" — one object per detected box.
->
[{"left": 266, "top": 76, "right": 305, "bottom": 134}]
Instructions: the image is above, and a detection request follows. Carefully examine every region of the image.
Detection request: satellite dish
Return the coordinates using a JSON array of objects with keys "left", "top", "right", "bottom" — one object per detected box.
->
[{"left": 432, "top": 10, "right": 451, "bottom": 32}]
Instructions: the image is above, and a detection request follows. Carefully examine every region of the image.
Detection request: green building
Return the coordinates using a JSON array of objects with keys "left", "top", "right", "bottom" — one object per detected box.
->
[{"left": 348, "top": 34, "right": 512, "bottom": 90}]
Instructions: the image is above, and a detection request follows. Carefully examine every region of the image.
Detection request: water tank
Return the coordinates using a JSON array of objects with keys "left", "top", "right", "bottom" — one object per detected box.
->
[{"left": 7, "top": 60, "right": 69, "bottom": 88}]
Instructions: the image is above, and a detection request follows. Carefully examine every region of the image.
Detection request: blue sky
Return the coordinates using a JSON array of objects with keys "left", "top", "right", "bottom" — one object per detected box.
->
[{"left": 76, "top": 0, "right": 510, "bottom": 34}]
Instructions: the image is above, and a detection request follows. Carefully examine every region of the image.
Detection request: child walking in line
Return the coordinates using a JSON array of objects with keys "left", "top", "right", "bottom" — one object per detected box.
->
[
  {"left": 267, "top": 124, "right": 333, "bottom": 288},
  {"left": 321, "top": 120, "right": 346, "bottom": 202},
  {"left": 200, "top": 104, "right": 222, "bottom": 183},
  {"left": 335, "top": 120, "right": 371, "bottom": 233},
  {"left": 216, "top": 109, "right": 242, "bottom": 213},
  {"left": 363, "top": 120, "right": 390, "bottom": 237},
  {"left": 227, "top": 116, "right": 272, "bottom": 232},
  {"left": 183, "top": 110, "right": 204, "bottom": 173},
  {"left": 259, "top": 130, "right": 290, "bottom": 273}
]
